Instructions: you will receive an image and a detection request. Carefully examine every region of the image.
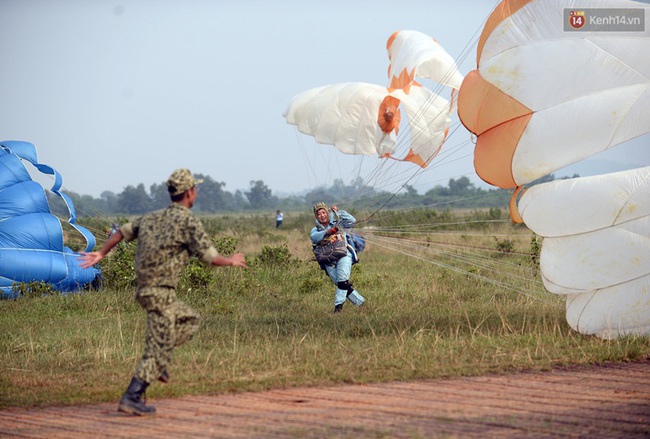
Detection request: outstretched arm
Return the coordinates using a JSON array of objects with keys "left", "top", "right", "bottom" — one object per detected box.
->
[
  {"left": 211, "top": 252, "right": 247, "bottom": 268},
  {"left": 78, "top": 230, "right": 124, "bottom": 268}
]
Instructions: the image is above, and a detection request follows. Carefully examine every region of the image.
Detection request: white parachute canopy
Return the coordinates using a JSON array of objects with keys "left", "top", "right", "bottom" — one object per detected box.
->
[
  {"left": 457, "top": 0, "right": 650, "bottom": 189},
  {"left": 457, "top": 0, "right": 650, "bottom": 339},
  {"left": 284, "top": 30, "right": 463, "bottom": 169},
  {"left": 283, "top": 82, "right": 398, "bottom": 158},
  {"left": 387, "top": 29, "right": 465, "bottom": 91},
  {"left": 518, "top": 167, "right": 650, "bottom": 339}
]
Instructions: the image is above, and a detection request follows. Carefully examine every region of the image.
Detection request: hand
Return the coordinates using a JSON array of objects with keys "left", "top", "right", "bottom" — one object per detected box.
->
[
  {"left": 331, "top": 205, "right": 338, "bottom": 213},
  {"left": 229, "top": 253, "right": 248, "bottom": 268},
  {"left": 78, "top": 252, "right": 103, "bottom": 269},
  {"left": 326, "top": 227, "right": 338, "bottom": 235}
]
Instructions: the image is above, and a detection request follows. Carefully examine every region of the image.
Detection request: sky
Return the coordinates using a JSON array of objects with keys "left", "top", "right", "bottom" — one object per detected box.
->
[{"left": 1, "top": 0, "right": 648, "bottom": 199}]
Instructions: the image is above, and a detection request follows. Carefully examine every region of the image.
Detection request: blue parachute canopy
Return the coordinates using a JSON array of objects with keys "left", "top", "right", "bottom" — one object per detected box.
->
[{"left": 0, "top": 140, "right": 101, "bottom": 298}]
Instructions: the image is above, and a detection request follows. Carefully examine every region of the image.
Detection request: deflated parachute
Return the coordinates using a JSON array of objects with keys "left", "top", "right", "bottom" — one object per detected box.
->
[
  {"left": 518, "top": 168, "right": 650, "bottom": 339},
  {"left": 456, "top": 0, "right": 650, "bottom": 338},
  {"left": 284, "top": 31, "right": 462, "bottom": 168},
  {"left": 457, "top": 0, "right": 649, "bottom": 189},
  {"left": 0, "top": 140, "right": 101, "bottom": 298}
]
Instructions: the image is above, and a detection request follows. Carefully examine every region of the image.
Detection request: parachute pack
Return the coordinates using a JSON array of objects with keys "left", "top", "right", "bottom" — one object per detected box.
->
[
  {"left": 314, "top": 232, "right": 366, "bottom": 267},
  {"left": 347, "top": 233, "right": 366, "bottom": 254},
  {"left": 345, "top": 233, "right": 366, "bottom": 265}
]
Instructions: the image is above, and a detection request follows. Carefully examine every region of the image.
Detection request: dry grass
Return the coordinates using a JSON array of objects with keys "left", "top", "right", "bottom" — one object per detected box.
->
[{"left": 1, "top": 211, "right": 648, "bottom": 409}]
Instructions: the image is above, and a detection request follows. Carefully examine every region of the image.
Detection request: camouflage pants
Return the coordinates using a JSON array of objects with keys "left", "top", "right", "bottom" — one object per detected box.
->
[{"left": 133, "top": 287, "right": 200, "bottom": 384}]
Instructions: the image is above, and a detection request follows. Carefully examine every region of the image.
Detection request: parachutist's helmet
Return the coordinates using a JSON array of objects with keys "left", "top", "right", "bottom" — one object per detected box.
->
[{"left": 313, "top": 202, "right": 328, "bottom": 216}]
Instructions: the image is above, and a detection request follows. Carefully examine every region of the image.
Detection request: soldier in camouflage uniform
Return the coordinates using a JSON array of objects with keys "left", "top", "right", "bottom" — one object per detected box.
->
[{"left": 79, "top": 168, "right": 247, "bottom": 416}]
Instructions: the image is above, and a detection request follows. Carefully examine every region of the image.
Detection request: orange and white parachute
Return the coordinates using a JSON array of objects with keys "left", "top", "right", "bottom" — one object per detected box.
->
[
  {"left": 387, "top": 30, "right": 464, "bottom": 92},
  {"left": 284, "top": 31, "right": 463, "bottom": 168},
  {"left": 457, "top": 0, "right": 650, "bottom": 338}
]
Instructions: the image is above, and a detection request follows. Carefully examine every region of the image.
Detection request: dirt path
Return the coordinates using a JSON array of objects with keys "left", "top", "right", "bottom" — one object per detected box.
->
[{"left": 1, "top": 359, "right": 649, "bottom": 438}]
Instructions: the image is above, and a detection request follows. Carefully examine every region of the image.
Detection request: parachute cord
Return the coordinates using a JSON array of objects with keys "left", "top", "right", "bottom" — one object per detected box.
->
[
  {"left": 358, "top": 160, "right": 430, "bottom": 224},
  {"left": 365, "top": 233, "right": 553, "bottom": 304}
]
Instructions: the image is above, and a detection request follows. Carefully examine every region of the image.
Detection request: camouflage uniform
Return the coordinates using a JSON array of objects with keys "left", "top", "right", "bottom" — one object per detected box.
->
[{"left": 120, "top": 203, "right": 218, "bottom": 384}]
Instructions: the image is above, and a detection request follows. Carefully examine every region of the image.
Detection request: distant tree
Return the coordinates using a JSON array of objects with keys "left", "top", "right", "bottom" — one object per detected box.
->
[
  {"left": 233, "top": 190, "right": 248, "bottom": 210},
  {"left": 76, "top": 194, "right": 98, "bottom": 217},
  {"left": 404, "top": 184, "right": 418, "bottom": 197},
  {"left": 305, "top": 186, "right": 336, "bottom": 207},
  {"left": 194, "top": 174, "right": 230, "bottom": 212},
  {"left": 330, "top": 178, "right": 347, "bottom": 198},
  {"left": 65, "top": 169, "right": 528, "bottom": 217},
  {"left": 245, "top": 180, "right": 274, "bottom": 209},
  {"left": 529, "top": 173, "right": 556, "bottom": 186},
  {"left": 46, "top": 190, "right": 71, "bottom": 218},
  {"left": 118, "top": 183, "right": 152, "bottom": 214},
  {"left": 149, "top": 182, "right": 169, "bottom": 210},
  {"left": 100, "top": 190, "right": 118, "bottom": 213},
  {"left": 424, "top": 185, "right": 450, "bottom": 198},
  {"left": 448, "top": 176, "right": 472, "bottom": 195}
]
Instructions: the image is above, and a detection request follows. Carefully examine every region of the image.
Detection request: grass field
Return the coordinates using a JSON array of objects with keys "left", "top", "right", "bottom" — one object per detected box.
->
[{"left": 1, "top": 209, "right": 648, "bottom": 409}]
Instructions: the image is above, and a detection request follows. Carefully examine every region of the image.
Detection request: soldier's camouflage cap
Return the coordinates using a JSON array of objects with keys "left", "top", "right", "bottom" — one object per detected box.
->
[{"left": 166, "top": 168, "right": 204, "bottom": 196}]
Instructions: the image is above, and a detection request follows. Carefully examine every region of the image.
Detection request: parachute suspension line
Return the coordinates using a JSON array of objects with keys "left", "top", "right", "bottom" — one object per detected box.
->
[
  {"left": 367, "top": 233, "right": 535, "bottom": 283},
  {"left": 361, "top": 100, "right": 468, "bottom": 216},
  {"left": 365, "top": 233, "right": 552, "bottom": 303},
  {"left": 424, "top": 127, "right": 474, "bottom": 171},
  {"left": 294, "top": 127, "right": 366, "bottom": 200},
  {"left": 358, "top": 161, "right": 431, "bottom": 224},
  {"left": 391, "top": 0, "right": 496, "bottom": 166},
  {"left": 294, "top": 129, "right": 322, "bottom": 192},
  {"left": 391, "top": 80, "right": 451, "bottom": 152},
  {"left": 357, "top": 136, "right": 484, "bottom": 224},
  {"left": 390, "top": 28, "right": 477, "bottom": 159}
]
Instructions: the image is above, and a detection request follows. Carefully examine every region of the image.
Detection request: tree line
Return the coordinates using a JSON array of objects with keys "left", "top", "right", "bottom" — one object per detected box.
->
[{"left": 48, "top": 172, "right": 570, "bottom": 217}]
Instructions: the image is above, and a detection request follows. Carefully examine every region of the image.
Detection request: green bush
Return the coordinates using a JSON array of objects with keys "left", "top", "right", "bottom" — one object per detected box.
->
[
  {"left": 494, "top": 237, "right": 515, "bottom": 253},
  {"left": 252, "top": 244, "right": 295, "bottom": 268},
  {"left": 97, "top": 240, "right": 137, "bottom": 290},
  {"left": 10, "top": 281, "right": 59, "bottom": 298}
]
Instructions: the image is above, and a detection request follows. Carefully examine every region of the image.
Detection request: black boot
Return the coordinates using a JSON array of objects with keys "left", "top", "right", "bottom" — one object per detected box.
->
[
  {"left": 159, "top": 369, "right": 169, "bottom": 384},
  {"left": 118, "top": 377, "right": 156, "bottom": 416},
  {"left": 334, "top": 303, "right": 343, "bottom": 313}
]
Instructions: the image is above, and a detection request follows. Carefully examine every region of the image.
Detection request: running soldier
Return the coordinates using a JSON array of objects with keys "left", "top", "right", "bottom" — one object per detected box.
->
[{"left": 79, "top": 168, "right": 247, "bottom": 416}]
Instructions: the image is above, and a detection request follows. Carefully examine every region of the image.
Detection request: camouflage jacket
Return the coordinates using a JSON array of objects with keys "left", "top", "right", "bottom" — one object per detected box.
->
[{"left": 120, "top": 203, "right": 219, "bottom": 289}]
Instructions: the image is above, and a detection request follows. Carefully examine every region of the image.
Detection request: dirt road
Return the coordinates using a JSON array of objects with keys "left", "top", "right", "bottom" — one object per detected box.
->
[{"left": 1, "top": 359, "right": 648, "bottom": 438}]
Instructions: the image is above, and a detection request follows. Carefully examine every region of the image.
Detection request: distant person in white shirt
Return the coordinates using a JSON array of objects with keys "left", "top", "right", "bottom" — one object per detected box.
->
[{"left": 275, "top": 210, "right": 283, "bottom": 228}]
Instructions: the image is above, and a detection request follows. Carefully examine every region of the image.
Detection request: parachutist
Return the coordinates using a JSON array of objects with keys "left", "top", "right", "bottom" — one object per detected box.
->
[{"left": 310, "top": 202, "right": 365, "bottom": 313}]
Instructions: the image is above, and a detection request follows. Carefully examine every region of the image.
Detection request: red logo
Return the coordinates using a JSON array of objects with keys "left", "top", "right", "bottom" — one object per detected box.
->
[{"left": 569, "top": 10, "right": 586, "bottom": 29}]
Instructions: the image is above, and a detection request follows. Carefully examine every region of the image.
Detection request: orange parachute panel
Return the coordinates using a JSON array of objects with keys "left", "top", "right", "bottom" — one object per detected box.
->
[
  {"left": 509, "top": 186, "right": 526, "bottom": 223},
  {"left": 403, "top": 145, "right": 441, "bottom": 168},
  {"left": 388, "top": 68, "right": 415, "bottom": 93},
  {"left": 458, "top": 70, "right": 533, "bottom": 188},
  {"left": 378, "top": 95, "right": 401, "bottom": 134},
  {"left": 474, "top": 114, "right": 531, "bottom": 188},
  {"left": 476, "top": 0, "right": 533, "bottom": 63},
  {"left": 458, "top": 70, "right": 532, "bottom": 135}
]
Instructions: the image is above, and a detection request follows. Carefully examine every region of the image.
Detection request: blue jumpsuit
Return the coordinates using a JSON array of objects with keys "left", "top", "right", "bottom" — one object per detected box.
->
[{"left": 310, "top": 210, "right": 365, "bottom": 308}]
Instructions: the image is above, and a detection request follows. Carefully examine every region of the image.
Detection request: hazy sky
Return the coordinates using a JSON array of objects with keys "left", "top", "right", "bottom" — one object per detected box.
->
[{"left": 1, "top": 0, "right": 648, "bottom": 198}]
